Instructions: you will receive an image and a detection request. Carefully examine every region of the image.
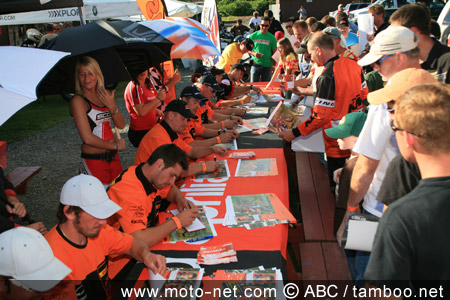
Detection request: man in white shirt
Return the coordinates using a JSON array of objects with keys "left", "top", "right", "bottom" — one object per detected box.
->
[{"left": 336, "top": 26, "right": 433, "bottom": 287}]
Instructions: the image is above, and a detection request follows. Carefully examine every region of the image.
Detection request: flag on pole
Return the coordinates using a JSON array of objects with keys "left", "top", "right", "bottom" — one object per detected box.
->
[
  {"left": 201, "top": 0, "right": 221, "bottom": 66},
  {"left": 136, "top": 0, "right": 168, "bottom": 20}
]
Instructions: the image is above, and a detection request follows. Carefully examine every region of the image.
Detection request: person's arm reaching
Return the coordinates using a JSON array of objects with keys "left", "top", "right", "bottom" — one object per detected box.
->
[{"left": 336, "top": 154, "right": 380, "bottom": 245}]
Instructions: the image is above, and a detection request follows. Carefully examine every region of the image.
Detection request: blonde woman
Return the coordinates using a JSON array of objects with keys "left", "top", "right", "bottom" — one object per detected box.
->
[
  {"left": 70, "top": 56, "right": 125, "bottom": 188},
  {"left": 266, "top": 37, "right": 299, "bottom": 87}
]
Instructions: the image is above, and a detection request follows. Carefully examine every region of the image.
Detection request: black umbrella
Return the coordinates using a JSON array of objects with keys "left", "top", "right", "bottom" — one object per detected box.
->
[{"left": 37, "top": 20, "right": 173, "bottom": 96}]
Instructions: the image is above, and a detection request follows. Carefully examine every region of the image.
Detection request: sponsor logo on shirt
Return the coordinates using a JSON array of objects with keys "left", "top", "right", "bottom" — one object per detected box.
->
[{"left": 315, "top": 97, "right": 335, "bottom": 108}]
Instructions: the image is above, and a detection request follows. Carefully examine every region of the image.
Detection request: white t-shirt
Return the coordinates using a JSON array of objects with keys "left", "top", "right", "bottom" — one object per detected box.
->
[
  {"left": 353, "top": 103, "right": 400, "bottom": 217},
  {"left": 249, "top": 17, "right": 261, "bottom": 27}
]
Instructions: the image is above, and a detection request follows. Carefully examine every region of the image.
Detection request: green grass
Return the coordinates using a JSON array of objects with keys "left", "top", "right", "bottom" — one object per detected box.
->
[{"left": 0, "top": 82, "right": 128, "bottom": 143}]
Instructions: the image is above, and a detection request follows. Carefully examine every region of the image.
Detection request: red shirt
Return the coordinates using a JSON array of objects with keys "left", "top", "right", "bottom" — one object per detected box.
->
[{"left": 124, "top": 81, "right": 159, "bottom": 131}]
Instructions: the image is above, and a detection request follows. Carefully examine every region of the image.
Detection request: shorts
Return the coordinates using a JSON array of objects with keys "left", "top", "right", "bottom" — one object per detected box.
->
[{"left": 79, "top": 152, "right": 123, "bottom": 187}]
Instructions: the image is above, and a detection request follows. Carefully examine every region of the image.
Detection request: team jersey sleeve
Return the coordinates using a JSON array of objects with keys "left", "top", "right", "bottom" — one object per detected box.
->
[{"left": 297, "top": 73, "right": 335, "bottom": 136}]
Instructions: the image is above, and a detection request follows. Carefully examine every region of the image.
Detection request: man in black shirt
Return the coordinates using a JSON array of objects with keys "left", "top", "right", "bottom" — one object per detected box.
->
[
  {"left": 364, "top": 83, "right": 450, "bottom": 294},
  {"left": 390, "top": 3, "right": 450, "bottom": 82},
  {"left": 264, "top": 9, "right": 284, "bottom": 35}
]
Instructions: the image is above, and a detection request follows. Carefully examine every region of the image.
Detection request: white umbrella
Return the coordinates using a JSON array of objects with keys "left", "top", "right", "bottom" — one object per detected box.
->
[{"left": 0, "top": 46, "right": 69, "bottom": 126}]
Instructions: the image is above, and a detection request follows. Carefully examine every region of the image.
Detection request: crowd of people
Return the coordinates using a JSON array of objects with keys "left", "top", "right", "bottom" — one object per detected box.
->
[{"left": 1, "top": 3, "right": 450, "bottom": 299}]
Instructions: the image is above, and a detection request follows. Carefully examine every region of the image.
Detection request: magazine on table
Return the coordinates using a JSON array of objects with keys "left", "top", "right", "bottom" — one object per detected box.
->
[
  {"left": 195, "top": 160, "right": 231, "bottom": 179},
  {"left": 265, "top": 101, "right": 302, "bottom": 134},
  {"left": 235, "top": 158, "right": 278, "bottom": 177},
  {"left": 223, "top": 193, "right": 296, "bottom": 229}
]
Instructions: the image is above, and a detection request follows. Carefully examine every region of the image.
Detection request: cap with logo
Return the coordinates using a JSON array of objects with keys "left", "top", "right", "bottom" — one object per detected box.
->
[
  {"left": 295, "top": 33, "right": 313, "bottom": 54},
  {"left": 323, "top": 27, "right": 347, "bottom": 48},
  {"left": 60, "top": 174, "right": 122, "bottom": 219},
  {"left": 325, "top": 112, "right": 367, "bottom": 139},
  {"left": 193, "top": 65, "right": 210, "bottom": 77},
  {"left": 180, "top": 86, "right": 207, "bottom": 101},
  {"left": 367, "top": 68, "right": 437, "bottom": 105},
  {"left": 199, "top": 74, "right": 224, "bottom": 92},
  {"left": 358, "top": 26, "right": 418, "bottom": 67},
  {"left": 165, "top": 99, "right": 198, "bottom": 119},
  {"left": 336, "top": 13, "right": 349, "bottom": 28},
  {"left": 0, "top": 227, "right": 71, "bottom": 292}
]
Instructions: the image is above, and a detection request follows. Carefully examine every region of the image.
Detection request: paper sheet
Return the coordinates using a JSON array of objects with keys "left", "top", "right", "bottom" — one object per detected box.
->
[{"left": 345, "top": 219, "right": 379, "bottom": 252}]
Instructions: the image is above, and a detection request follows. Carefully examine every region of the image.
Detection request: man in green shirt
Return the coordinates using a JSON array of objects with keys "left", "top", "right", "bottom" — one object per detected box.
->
[{"left": 248, "top": 16, "right": 277, "bottom": 82}]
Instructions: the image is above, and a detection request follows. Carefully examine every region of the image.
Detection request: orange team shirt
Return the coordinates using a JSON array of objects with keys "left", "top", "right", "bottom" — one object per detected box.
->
[
  {"left": 197, "top": 103, "right": 215, "bottom": 124},
  {"left": 107, "top": 164, "right": 172, "bottom": 233},
  {"left": 296, "top": 56, "right": 368, "bottom": 158},
  {"left": 179, "top": 117, "right": 206, "bottom": 144},
  {"left": 135, "top": 120, "right": 192, "bottom": 165},
  {"left": 44, "top": 224, "right": 133, "bottom": 300}
]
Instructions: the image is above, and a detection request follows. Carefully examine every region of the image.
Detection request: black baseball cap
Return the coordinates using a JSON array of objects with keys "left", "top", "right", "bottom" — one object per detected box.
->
[
  {"left": 199, "top": 74, "right": 223, "bottom": 93},
  {"left": 209, "top": 66, "right": 225, "bottom": 76},
  {"left": 243, "top": 38, "right": 254, "bottom": 51},
  {"left": 231, "top": 63, "right": 246, "bottom": 73},
  {"left": 164, "top": 99, "right": 198, "bottom": 119},
  {"left": 193, "top": 65, "right": 210, "bottom": 77},
  {"left": 180, "top": 86, "right": 207, "bottom": 101}
]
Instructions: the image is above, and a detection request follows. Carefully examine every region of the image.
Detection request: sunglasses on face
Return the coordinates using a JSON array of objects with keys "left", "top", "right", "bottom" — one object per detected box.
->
[
  {"left": 374, "top": 54, "right": 394, "bottom": 66},
  {"left": 260, "top": 24, "right": 270, "bottom": 28},
  {"left": 390, "top": 119, "right": 421, "bottom": 137},
  {"left": 286, "top": 25, "right": 293, "bottom": 28}
]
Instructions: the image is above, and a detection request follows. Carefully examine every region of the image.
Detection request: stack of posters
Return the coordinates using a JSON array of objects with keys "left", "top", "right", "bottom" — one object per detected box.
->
[
  {"left": 235, "top": 158, "right": 278, "bottom": 177},
  {"left": 228, "top": 151, "right": 256, "bottom": 159},
  {"left": 241, "top": 117, "right": 268, "bottom": 131},
  {"left": 218, "top": 139, "right": 238, "bottom": 150},
  {"left": 197, "top": 242, "right": 238, "bottom": 265},
  {"left": 244, "top": 106, "right": 270, "bottom": 115},
  {"left": 163, "top": 206, "right": 217, "bottom": 243},
  {"left": 195, "top": 160, "right": 230, "bottom": 180},
  {"left": 249, "top": 91, "right": 284, "bottom": 103},
  {"left": 204, "top": 267, "right": 283, "bottom": 300},
  {"left": 223, "top": 193, "right": 296, "bottom": 229},
  {"left": 149, "top": 267, "right": 204, "bottom": 300}
]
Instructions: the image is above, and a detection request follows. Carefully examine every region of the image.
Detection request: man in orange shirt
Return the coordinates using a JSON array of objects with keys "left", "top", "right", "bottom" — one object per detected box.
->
[
  {"left": 179, "top": 86, "right": 239, "bottom": 146},
  {"left": 108, "top": 144, "right": 198, "bottom": 278},
  {"left": 45, "top": 174, "right": 166, "bottom": 300},
  {"left": 135, "top": 99, "right": 227, "bottom": 176}
]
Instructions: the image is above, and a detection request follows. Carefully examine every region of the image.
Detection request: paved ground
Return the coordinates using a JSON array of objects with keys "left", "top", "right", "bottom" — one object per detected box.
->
[{"left": 6, "top": 65, "right": 197, "bottom": 229}]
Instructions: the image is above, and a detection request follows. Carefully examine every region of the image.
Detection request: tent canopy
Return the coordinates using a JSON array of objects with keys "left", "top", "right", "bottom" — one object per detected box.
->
[
  {"left": 0, "top": 0, "right": 202, "bottom": 26},
  {"left": 0, "top": 0, "right": 83, "bottom": 15}
]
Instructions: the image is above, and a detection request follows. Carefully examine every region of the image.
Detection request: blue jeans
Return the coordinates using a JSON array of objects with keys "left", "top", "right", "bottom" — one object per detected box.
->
[
  {"left": 250, "top": 64, "right": 272, "bottom": 82},
  {"left": 345, "top": 208, "right": 373, "bottom": 288}
]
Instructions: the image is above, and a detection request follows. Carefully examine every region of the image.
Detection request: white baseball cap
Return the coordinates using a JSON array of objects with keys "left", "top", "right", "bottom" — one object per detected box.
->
[
  {"left": 358, "top": 26, "right": 418, "bottom": 67},
  {"left": 0, "top": 227, "right": 71, "bottom": 292},
  {"left": 60, "top": 174, "right": 121, "bottom": 219}
]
